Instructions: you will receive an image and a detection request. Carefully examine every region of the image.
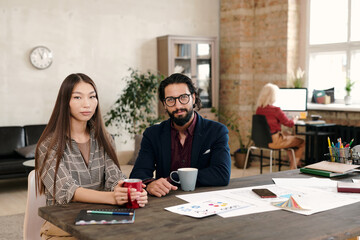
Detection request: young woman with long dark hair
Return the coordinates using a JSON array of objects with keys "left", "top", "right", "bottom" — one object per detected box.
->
[{"left": 35, "top": 73, "right": 147, "bottom": 239}]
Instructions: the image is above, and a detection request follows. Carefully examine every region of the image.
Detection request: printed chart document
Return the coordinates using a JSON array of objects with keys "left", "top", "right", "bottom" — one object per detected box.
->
[
  {"left": 274, "top": 186, "right": 360, "bottom": 215},
  {"left": 273, "top": 177, "right": 360, "bottom": 214},
  {"left": 165, "top": 197, "right": 249, "bottom": 218}
]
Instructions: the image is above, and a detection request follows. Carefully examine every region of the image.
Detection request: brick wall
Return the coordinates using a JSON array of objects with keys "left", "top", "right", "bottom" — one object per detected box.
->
[{"left": 220, "top": 0, "right": 300, "bottom": 153}]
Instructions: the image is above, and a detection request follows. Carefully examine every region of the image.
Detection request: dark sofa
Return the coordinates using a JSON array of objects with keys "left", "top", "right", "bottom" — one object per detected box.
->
[{"left": 0, "top": 124, "right": 46, "bottom": 179}]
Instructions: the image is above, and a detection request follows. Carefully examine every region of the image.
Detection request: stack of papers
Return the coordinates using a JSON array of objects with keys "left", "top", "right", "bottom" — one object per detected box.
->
[
  {"left": 300, "top": 161, "right": 359, "bottom": 177},
  {"left": 165, "top": 177, "right": 360, "bottom": 218}
]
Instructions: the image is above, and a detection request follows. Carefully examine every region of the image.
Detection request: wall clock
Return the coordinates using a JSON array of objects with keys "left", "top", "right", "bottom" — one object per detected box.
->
[{"left": 29, "top": 46, "right": 53, "bottom": 69}]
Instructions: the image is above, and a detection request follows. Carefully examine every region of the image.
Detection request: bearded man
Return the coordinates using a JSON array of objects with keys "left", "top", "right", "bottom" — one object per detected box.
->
[{"left": 130, "top": 73, "right": 231, "bottom": 197}]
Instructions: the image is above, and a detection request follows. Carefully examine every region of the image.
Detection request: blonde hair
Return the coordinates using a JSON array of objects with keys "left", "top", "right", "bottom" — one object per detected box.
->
[{"left": 256, "top": 83, "right": 279, "bottom": 108}]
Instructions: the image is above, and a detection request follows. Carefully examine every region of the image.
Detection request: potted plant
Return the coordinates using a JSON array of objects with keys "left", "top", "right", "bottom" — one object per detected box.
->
[
  {"left": 211, "top": 108, "right": 251, "bottom": 168},
  {"left": 105, "top": 68, "right": 164, "bottom": 141},
  {"left": 291, "top": 67, "right": 305, "bottom": 88},
  {"left": 345, "top": 77, "right": 355, "bottom": 105}
]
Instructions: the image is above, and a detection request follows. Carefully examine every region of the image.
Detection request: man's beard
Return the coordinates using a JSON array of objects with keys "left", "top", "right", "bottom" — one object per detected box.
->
[{"left": 167, "top": 107, "right": 194, "bottom": 126}]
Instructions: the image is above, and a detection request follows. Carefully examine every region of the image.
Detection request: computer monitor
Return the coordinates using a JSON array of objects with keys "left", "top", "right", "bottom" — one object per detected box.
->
[{"left": 273, "top": 88, "right": 308, "bottom": 112}]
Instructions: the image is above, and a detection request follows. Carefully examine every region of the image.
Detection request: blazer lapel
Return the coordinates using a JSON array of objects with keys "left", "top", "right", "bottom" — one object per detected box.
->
[
  {"left": 191, "top": 113, "right": 203, "bottom": 168},
  {"left": 160, "top": 120, "right": 172, "bottom": 176}
]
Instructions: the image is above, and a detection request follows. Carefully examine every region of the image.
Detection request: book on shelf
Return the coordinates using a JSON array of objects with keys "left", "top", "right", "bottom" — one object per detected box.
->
[
  {"left": 300, "top": 161, "right": 359, "bottom": 177},
  {"left": 174, "top": 45, "right": 180, "bottom": 57},
  {"left": 75, "top": 208, "right": 135, "bottom": 225},
  {"left": 337, "top": 182, "right": 360, "bottom": 193},
  {"left": 177, "top": 44, "right": 190, "bottom": 58}
]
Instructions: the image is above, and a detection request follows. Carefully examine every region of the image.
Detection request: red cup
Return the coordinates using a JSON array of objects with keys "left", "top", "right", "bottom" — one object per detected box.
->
[{"left": 122, "top": 179, "right": 142, "bottom": 209}]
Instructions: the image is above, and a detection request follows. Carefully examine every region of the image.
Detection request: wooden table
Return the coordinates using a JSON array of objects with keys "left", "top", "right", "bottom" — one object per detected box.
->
[{"left": 38, "top": 170, "right": 360, "bottom": 240}]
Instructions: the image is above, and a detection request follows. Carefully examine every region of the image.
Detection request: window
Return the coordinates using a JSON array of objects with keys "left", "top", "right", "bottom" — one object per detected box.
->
[{"left": 307, "top": 0, "right": 360, "bottom": 103}]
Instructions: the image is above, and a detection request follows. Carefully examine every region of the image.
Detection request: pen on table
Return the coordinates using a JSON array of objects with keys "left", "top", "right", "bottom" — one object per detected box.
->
[
  {"left": 328, "top": 137, "right": 334, "bottom": 162},
  {"left": 87, "top": 210, "right": 134, "bottom": 216}
]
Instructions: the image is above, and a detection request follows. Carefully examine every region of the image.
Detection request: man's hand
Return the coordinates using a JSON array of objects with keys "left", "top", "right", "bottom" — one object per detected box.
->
[{"left": 146, "top": 178, "right": 178, "bottom": 197}]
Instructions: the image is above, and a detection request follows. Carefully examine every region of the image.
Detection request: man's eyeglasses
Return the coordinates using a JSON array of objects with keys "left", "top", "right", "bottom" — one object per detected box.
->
[{"left": 164, "top": 94, "right": 191, "bottom": 107}]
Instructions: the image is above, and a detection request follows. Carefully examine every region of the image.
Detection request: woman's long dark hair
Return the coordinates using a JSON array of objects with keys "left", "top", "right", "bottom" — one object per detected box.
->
[{"left": 35, "top": 73, "right": 120, "bottom": 196}]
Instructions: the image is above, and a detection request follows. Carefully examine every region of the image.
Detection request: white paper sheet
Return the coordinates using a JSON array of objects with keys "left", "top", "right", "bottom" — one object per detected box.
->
[
  {"left": 277, "top": 185, "right": 360, "bottom": 215},
  {"left": 273, "top": 177, "right": 360, "bottom": 199},
  {"left": 169, "top": 181, "right": 360, "bottom": 217},
  {"left": 272, "top": 177, "right": 337, "bottom": 192},
  {"left": 176, "top": 184, "right": 281, "bottom": 217}
]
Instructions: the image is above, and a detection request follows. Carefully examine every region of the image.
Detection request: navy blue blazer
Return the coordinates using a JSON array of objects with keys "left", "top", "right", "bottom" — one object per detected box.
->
[{"left": 130, "top": 113, "right": 231, "bottom": 186}]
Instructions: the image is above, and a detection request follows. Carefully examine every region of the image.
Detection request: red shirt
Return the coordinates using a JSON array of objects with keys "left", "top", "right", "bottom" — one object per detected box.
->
[
  {"left": 170, "top": 113, "right": 197, "bottom": 171},
  {"left": 256, "top": 105, "right": 294, "bottom": 133},
  {"left": 144, "top": 113, "right": 198, "bottom": 186}
]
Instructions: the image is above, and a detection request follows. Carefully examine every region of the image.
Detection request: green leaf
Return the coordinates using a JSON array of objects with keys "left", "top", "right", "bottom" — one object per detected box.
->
[{"left": 104, "top": 68, "right": 163, "bottom": 140}]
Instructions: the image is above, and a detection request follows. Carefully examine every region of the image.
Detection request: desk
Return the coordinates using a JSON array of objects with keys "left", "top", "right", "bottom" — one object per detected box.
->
[
  {"left": 296, "top": 123, "right": 337, "bottom": 165},
  {"left": 39, "top": 170, "right": 360, "bottom": 240}
]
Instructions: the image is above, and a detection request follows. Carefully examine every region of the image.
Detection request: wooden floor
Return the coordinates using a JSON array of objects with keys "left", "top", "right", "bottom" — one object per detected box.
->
[{"left": 0, "top": 159, "right": 290, "bottom": 217}]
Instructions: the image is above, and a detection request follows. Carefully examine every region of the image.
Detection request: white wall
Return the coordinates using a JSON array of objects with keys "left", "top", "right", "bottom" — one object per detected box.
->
[{"left": 0, "top": 0, "right": 220, "bottom": 151}]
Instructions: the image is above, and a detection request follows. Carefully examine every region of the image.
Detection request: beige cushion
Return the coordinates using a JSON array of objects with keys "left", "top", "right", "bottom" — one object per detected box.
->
[
  {"left": 120, "top": 164, "right": 134, "bottom": 178},
  {"left": 117, "top": 151, "right": 134, "bottom": 166},
  {"left": 128, "top": 134, "right": 143, "bottom": 165},
  {"left": 117, "top": 151, "right": 135, "bottom": 178}
]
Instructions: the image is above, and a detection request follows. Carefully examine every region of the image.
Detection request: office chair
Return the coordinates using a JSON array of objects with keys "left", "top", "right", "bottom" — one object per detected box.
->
[
  {"left": 23, "top": 170, "right": 46, "bottom": 240},
  {"left": 242, "top": 115, "right": 296, "bottom": 176}
]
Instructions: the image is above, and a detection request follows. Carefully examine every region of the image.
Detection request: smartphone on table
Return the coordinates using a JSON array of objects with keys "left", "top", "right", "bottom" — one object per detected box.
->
[{"left": 252, "top": 188, "right": 277, "bottom": 198}]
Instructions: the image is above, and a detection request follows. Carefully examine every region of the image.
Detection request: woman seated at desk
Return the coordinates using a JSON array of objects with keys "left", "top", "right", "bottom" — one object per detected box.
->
[
  {"left": 256, "top": 83, "right": 305, "bottom": 169},
  {"left": 35, "top": 73, "right": 148, "bottom": 239}
]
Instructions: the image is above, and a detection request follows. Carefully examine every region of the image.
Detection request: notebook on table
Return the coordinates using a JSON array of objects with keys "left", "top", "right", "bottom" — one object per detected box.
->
[
  {"left": 300, "top": 161, "right": 359, "bottom": 177},
  {"left": 75, "top": 208, "right": 135, "bottom": 225},
  {"left": 337, "top": 182, "right": 360, "bottom": 193}
]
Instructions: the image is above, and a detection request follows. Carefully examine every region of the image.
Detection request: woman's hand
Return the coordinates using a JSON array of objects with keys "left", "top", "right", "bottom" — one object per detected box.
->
[
  {"left": 137, "top": 185, "right": 148, "bottom": 207},
  {"left": 113, "top": 180, "right": 128, "bottom": 205},
  {"left": 113, "top": 181, "right": 148, "bottom": 207}
]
